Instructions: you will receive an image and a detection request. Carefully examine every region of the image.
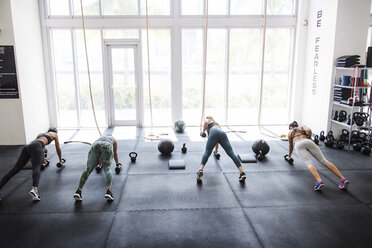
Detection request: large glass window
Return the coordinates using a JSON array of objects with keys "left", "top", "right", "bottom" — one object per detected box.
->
[
  {"left": 140, "top": 0, "right": 170, "bottom": 15},
  {"left": 230, "top": 0, "right": 262, "bottom": 15},
  {"left": 102, "top": 0, "right": 138, "bottom": 15},
  {"left": 51, "top": 30, "right": 77, "bottom": 127},
  {"left": 182, "top": 0, "right": 203, "bottom": 15},
  {"left": 182, "top": 29, "right": 203, "bottom": 126},
  {"left": 260, "top": 28, "right": 292, "bottom": 124},
  {"left": 74, "top": 29, "right": 106, "bottom": 127},
  {"left": 228, "top": 29, "right": 261, "bottom": 125},
  {"left": 49, "top": 0, "right": 70, "bottom": 16},
  {"left": 44, "top": 0, "right": 296, "bottom": 128},
  {"left": 73, "top": 0, "right": 100, "bottom": 16},
  {"left": 142, "top": 29, "right": 172, "bottom": 126}
]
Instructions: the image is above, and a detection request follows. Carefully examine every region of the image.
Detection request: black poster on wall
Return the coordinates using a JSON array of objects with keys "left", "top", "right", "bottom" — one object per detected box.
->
[{"left": 0, "top": 46, "right": 19, "bottom": 98}]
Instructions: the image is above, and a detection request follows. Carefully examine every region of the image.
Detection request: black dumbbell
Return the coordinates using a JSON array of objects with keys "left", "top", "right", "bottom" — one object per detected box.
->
[
  {"left": 41, "top": 159, "right": 50, "bottom": 170},
  {"left": 200, "top": 132, "right": 207, "bottom": 138},
  {"left": 181, "top": 143, "right": 187, "bottom": 153},
  {"left": 56, "top": 158, "right": 66, "bottom": 168},
  {"left": 44, "top": 147, "right": 48, "bottom": 158},
  {"left": 284, "top": 155, "right": 294, "bottom": 164},
  {"left": 129, "top": 152, "right": 137, "bottom": 162},
  {"left": 115, "top": 163, "right": 122, "bottom": 174},
  {"left": 96, "top": 165, "right": 102, "bottom": 173}
]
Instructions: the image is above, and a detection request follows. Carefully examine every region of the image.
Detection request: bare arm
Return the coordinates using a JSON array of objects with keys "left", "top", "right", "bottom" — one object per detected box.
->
[
  {"left": 288, "top": 131, "right": 294, "bottom": 158},
  {"left": 214, "top": 143, "right": 219, "bottom": 155},
  {"left": 42, "top": 151, "right": 47, "bottom": 164},
  {"left": 302, "top": 125, "right": 312, "bottom": 138},
  {"left": 113, "top": 139, "right": 119, "bottom": 165},
  {"left": 53, "top": 135, "right": 63, "bottom": 162}
]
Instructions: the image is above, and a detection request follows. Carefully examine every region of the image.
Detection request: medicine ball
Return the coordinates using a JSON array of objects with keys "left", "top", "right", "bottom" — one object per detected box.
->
[
  {"left": 252, "top": 139, "right": 270, "bottom": 161},
  {"left": 158, "top": 139, "right": 175, "bottom": 155},
  {"left": 174, "top": 120, "right": 186, "bottom": 133}
]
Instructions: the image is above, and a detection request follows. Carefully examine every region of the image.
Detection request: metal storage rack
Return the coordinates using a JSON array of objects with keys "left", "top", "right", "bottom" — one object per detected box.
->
[{"left": 329, "top": 67, "right": 372, "bottom": 149}]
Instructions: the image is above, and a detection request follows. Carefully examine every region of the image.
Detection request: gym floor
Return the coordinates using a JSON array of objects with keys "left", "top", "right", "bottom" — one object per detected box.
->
[{"left": 0, "top": 126, "right": 372, "bottom": 248}]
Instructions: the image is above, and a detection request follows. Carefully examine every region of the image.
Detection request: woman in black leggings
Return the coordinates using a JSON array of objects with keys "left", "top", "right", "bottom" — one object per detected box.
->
[{"left": 0, "top": 128, "right": 63, "bottom": 201}]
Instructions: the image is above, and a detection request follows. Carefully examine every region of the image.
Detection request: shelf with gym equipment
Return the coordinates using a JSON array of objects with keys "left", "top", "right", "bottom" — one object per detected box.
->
[{"left": 328, "top": 66, "right": 372, "bottom": 153}]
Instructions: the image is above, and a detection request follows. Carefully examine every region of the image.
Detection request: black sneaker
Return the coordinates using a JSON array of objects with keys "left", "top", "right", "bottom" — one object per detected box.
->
[
  {"left": 239, "top": 172, "right": 246, "bottom": 182},
  {"left": 73, "top": 189, "right": 82, "bottom": 201},
  {"left": 105, "top": 190, "right": 114, "bottom": 201},
  {"left": 196, "top": 170, "right": 204, "bottom": 183}
]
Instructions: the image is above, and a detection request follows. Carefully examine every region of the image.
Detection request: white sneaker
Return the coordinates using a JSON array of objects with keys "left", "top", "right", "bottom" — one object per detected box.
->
[{"left": 29, "top": 188, "right": 40, "bottom": 201}]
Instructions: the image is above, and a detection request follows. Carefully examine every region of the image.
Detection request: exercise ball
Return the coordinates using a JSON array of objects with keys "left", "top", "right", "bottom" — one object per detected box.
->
[
  {"left": 158, "top": 139, "right": 175, "bottom": 155},
  {"left": 174, "top": 120, "right": 186, "bottom": 133},
  {"left": 252, "top": 139, "right": 270, "bottom": 161}
]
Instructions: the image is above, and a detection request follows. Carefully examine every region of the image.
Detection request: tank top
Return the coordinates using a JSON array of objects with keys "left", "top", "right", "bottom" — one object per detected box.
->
[
  {"left": 206, "top": 121, "right": 220, "bottom": 135},
  {"left": 37, "top": 133, "right": 52, "bottom": 145},
  {"left": 97, "top": 135, "right": 115, "bottom": 145}
]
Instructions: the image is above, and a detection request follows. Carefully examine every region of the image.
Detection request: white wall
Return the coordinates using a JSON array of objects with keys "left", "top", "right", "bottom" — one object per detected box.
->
[
  {"left": 0, "top": 0, "right": 49, "bottom": 145},
  {"left": 295, "top": 0, "right": 370, "bottom": 135},
  {"left": 10, "top": 0, "right": 49, "bottom": 142},
  {"left": 0, "top": 0, "right": 27, "bottom": 145}
]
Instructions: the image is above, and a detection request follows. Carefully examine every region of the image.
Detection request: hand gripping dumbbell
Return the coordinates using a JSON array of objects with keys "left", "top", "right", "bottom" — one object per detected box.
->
[
  {"left": 284, "top": 155, "right": 294, "bottom": 164},
  {"left": 56, "top": 158, "right": 66, "bottom": 168},
  {"left": 41, "top": 159, "right": 50, "bottom": 170},
  {"left": 115, "top": 163, "right": 123, "bottom": 174},
  {"left": 200, "top": 132, "right": 207, "bottom": 138}
]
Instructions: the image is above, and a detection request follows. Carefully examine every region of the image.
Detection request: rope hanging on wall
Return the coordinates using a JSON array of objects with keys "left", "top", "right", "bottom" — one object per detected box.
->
[
  {"left": 200, "top": 0, "right": 209, "bottom": 132},
  {"left": 79, "top": 0, "right": 102, "bottom": 136},
  {"left": 257, "top": 0, "right": 287, "bottom": 141}
]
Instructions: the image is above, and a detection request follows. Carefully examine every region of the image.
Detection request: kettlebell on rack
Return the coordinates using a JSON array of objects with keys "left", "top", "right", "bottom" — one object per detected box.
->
[
  {"left": 333, "top": 110, "right": 339, "bottom": 121},
  {"left": 353, "top": 142, "right": 363, "bottom": 152},
  {"left": 361, "top": 143, "right": 371, "bottom": 155},
  {"left": 339, "top": 129, "right": 349, "bottom": 142},
  {"left": 324, "top": 131, "right": 335, "bottom": 148},
  {"left": 347, "top": 114, "right": 355, "bottom": 125},
  {"left": 338, "top": 110, "right": 347, "bottom": 122},
  {"left": 336, "top": 139, "right": 345, "bottom": 150},
  {"left": 319, "top": 131, "right": 326, "bottom": 142},
  {"left": 313, "top": 135, "right": 319, "bottom": 145}
]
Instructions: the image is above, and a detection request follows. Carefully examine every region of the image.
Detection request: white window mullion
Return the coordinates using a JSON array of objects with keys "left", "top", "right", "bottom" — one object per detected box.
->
[{"left": 225, "top": 28, "right": 230, "bottom": 124}]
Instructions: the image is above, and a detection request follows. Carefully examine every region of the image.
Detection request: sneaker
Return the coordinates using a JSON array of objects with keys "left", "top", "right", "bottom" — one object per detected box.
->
[
  {"left": 196, "top": 170, "right": 204, "bottom": 183},
  {"left": 29, "top": 188, "right": 40, "bottom": 201},
  {"left": 105, "top": 190, "right": 114, "bottom": 201},
  {"left": 339, "top": 178, "right": 349, "bottom": 190},
  {"left": 314, "top": 181, "right": 324, "bottom": 191},
  {"left": 73, "top": 189, "right": 83, "bottom": 201},
  {"left": 239, "top": 172, "right": 246, "bottom": 182}
]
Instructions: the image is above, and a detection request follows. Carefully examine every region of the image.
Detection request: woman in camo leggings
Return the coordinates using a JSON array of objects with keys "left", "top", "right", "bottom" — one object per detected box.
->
[{"left": 73, "top": 135, "right": 121, "bottom": 202}]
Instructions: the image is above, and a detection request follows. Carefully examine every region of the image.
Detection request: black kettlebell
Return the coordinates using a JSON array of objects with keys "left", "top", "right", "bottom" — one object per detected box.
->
[
  {"left": 338, "top": 110, "right": 347, "bottom": 122},
  {"left": 353, "top": 142, "right": 362, "bottom": 152},
  {"left": 336, "top": 139, "right": 344, "bottom": 150},
  {"left": 214, "top": 153, "right": 221, "bottom": 159},
  {"left": 129, "top": 152, "right": 137, "bottom": 162},
  {"left": 181, "top": 143, "right": 187, "bottom": 153},
  {"left": 333, "top": 110, "right": 339, "bottom": 120},
  {"left": 347, "top": 114, "right": 354, "bottom": 125},
  {"left": 256, "top": 151, "right": 265, "bottom": 161},
  {"left": 313, "top": 135, "right": 319, "bottom": 145},
  {"left": 115, "top": 163, "right": 122, "bottom": 174},
  {"left": 319, "top": 131, "right": 326, "bottom": 142},
  {"left": 95, "top": 165, "right": 102, "bottom": 173},
  {"left": 339, "top": 129, "right": 349, "bottom": 142},
  {"left": 361, "top": 144, "right": 371, "bottom": 155},
  {"left": 200, "top": 132, "right": 207, "bottom": 138},
  {"left": 324, "top": 131, "right": 334, "bottom": 148}
]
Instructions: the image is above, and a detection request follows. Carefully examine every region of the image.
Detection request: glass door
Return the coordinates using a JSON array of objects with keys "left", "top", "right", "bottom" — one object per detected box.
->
[{"left": 106, "top": 42, "right": 141, "bottom": 126}]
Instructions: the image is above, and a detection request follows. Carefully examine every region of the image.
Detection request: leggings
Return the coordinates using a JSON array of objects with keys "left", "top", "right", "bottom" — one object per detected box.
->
[
  {"left": 295, "top": 139, "right": 328, "bottom": 166},
  {"left": 201, "top": 128, "right": 242, "bottom": 168},
  {"left": 78, "top": 141, "right": 113, "bottom": 189},
  {"left": 0, "top": 141, "right": 43, "bottom": 189}
]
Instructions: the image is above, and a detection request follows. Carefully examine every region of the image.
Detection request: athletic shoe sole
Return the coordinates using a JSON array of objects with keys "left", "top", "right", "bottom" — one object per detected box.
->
[
  {"left": 314, "top": 184, "right": 324, "bottom": 191},
  {"left": 239, "top": 175, "right": 246, "bottom": 182},
  {"left": 196, "top": 171, "right": 203, "bottom": 183},
  {"left": 105, "top": 194, "right": 114, "bottom": 201},
  {"left": 29, "top": 191, "right": 40, "bottom": 201},
  {"left": 73, "top": 194, "right": 82, "bottom": 201},
  {"left": 339, "top": 181, "right": 349, "bottom": 190}
]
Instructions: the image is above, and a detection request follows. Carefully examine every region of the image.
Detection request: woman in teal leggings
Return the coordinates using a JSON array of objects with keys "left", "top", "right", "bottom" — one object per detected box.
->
[
  {"left": 197, "top": 116, "right": 246, "bottom": 183},
  {"left": 73, "top": 135, "right": 121, "bottom": 201}
]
